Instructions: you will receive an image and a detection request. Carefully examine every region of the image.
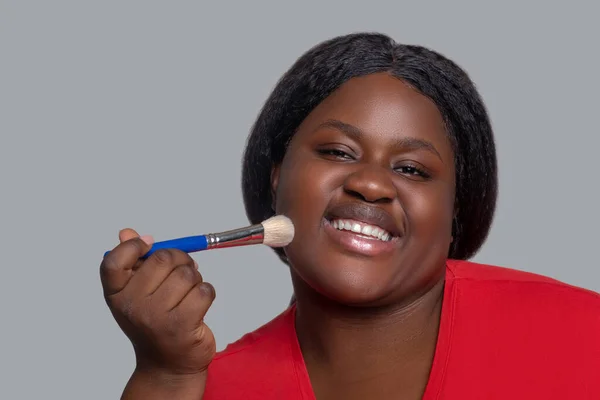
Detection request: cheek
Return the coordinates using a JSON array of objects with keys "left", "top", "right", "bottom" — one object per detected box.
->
[
  {"left": 275, "top": 156, "right": 333, "bottom": 226},
  {"left": 403, "top": 182, "right": 455, "bottom": 238},
  {"left": 275, "top": 156, "right": 337, "bottom": 270}
]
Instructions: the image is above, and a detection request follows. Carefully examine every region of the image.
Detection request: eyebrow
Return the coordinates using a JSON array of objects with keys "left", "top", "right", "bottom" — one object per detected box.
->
[{"left": 315, "top": 119, "right": 443, "bottom": 161}]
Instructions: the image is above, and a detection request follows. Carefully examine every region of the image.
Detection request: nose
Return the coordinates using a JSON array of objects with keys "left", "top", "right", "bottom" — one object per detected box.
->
[{"left": 343, "top": 166, "right": 397, "bottom": 203}]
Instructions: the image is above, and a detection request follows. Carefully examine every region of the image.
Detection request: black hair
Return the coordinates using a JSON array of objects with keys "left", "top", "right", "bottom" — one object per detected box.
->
[{"left": 242, "top": 32, "right": 498, "bottom": 262}]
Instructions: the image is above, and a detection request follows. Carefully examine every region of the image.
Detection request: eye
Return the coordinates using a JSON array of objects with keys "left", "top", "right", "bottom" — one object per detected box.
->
[
  {"left": 317, "top": 148, "right": 354, "bottom": 161},
  {"left": 394, "top": 163, "right": 431, "bottom": 179}
]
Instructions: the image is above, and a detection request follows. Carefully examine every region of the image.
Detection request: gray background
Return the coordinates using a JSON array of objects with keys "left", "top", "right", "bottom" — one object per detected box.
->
[{"left": 1, "top": 1, "right": 598, "bottom": 398}]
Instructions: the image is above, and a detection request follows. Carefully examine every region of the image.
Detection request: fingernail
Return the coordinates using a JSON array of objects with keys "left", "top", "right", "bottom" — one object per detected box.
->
[{"left": 140, "top": 235, "right": 154, "bottom": 245}]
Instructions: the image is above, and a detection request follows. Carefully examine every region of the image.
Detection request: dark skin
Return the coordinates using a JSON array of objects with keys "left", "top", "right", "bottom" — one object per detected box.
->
[
  {"left": 272, "top": 73, "right": 456, "bottom": 399},
  {"left": 101, "top": 232, "right": 216, "bottom": 399},
  {"left": 101, "top": 72, "right": 456, "bottom": 399}
]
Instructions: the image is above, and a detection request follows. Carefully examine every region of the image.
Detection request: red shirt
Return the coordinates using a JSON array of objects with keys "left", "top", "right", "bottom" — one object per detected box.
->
[{"left": 204, "top": 260, "right": 600, "bottom": 399}]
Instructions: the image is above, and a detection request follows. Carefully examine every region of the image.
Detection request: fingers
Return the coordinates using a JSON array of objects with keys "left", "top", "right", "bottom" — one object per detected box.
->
[
  {"left": 151, "top": 263, "right": 204, "bottom": 310},
  {"left": 125, "top": 249, "right": 196, "bottom": 296},
  {"left": 100, "top": 235, "right": 154, "bottom": 296},
  {"left": 174, "top": 281, "right": 216, "bottom": 326}
]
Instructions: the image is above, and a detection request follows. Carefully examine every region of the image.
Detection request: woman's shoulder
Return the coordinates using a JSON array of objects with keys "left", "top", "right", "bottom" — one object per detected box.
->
[
  {"left": 441, "top": 260, "right": 600, "bottom": 395},
  {"left": 214, "top": 305, "right": 296, "bottom": 360},
  {"left": 446, "top": 258, "right": 600, "bottom": 328},
  {"left": 447, "top": 258, "right": 599, "bottom": 293},
  {"left": 203, "top": 305, "right": 301, "bottom": 399}
]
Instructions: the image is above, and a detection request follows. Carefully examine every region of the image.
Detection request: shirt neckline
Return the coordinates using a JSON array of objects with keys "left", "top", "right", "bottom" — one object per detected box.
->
[{"left": 286, "top": 264, "right": 457, "bottom": 400}]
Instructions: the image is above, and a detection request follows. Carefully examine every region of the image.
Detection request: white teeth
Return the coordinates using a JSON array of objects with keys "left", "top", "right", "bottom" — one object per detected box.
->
[{"left": 329, "top": 219, "right": 392, "bottom": 241}]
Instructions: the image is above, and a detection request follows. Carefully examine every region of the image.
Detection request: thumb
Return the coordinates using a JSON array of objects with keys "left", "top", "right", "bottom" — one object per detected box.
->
[{"left": 119, "top": 228, "right": 141, "bottom": 243}]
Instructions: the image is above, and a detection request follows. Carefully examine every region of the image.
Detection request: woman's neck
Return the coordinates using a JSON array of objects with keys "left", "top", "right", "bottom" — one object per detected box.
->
[{"left": 292, "top": 273, "right": 445, "bottom": 400}]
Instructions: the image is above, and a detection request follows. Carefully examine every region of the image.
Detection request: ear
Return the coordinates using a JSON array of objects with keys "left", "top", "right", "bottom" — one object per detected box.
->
[{"left": 270, "top": 164, "right": 281, "bottom": 211}]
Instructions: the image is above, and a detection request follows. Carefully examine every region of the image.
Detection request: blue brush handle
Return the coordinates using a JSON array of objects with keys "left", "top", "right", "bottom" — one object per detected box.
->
[{"left": 103, "top": 235, "right": 208, "bottom": 259}]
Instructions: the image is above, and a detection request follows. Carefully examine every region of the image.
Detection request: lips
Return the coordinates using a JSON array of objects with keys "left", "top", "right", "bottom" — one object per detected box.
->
[{"left": 324, "top": 203, "right": 402, "bottom": 239}]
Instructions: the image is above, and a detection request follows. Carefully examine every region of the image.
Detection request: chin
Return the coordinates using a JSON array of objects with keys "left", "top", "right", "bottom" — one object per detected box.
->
[
  {"left": 323, "top": 287, "right": 389, "bottom": 307},
  {"left": 292, "top": 255, "right": 400, "bottom": 307}
]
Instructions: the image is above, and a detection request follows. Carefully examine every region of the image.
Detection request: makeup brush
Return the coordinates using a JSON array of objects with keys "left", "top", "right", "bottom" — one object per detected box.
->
[{"left": 103, "top": 215, "right": 295, "bottom": 259}]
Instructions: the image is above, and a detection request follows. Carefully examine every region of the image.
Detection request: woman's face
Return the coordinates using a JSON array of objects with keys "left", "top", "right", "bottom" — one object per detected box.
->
[{"left": 272, "top": 72, "right": 456, "bottom": 306}]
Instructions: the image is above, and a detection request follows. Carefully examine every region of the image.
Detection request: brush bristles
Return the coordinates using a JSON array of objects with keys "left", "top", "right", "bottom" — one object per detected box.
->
[{"left": 261, "top": 215, "right": 295, "bottom": 247}]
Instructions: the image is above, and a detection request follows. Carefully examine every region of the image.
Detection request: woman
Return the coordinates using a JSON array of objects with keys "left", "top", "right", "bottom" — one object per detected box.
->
[{"left": 100, "top": 32, "right": 600, "bottom": 399}]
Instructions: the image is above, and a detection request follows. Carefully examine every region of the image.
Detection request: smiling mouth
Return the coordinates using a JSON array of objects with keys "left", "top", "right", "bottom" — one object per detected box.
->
[{"left": 325, "top": 218, "right": 394, "bottom": 242}]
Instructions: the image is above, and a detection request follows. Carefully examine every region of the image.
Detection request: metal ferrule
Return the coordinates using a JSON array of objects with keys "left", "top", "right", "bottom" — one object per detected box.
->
[{"left": 206, "top": 224, "right": 265, "bottom": 249}]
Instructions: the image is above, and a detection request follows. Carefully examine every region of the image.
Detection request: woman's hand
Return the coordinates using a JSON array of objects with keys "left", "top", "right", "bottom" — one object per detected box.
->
[{"left": 100, "top": 229, "right": 216, "bottom": 399}]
